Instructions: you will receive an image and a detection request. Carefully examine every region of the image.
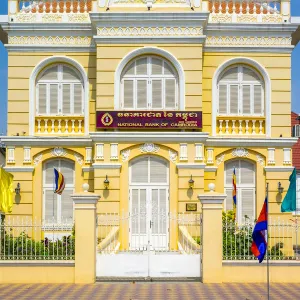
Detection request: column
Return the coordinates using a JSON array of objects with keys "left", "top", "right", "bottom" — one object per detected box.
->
[
  {"left": 72, "top": 183, "right": 100, "bottom": 284},
  {"left": 9, "top": 0, "right": 19, "bottom": 15},
  {"left": 198, "top": 183, "right": 226, "bottom": 283}
]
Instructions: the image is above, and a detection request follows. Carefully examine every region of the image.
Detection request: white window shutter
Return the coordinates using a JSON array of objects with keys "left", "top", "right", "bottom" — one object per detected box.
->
[
  {"left": 150, "top": 157, "right": 168, "bottom": 184},
  {"left": 60, "top": 160, "right": 74, "bottom": 186},
  {"left": 165, "top": 79, "right": 176, "bottom": 109},
  {"left": 222, "top": 67, "right": 238, "bottom": 81},
  {"left": 124, "top": 62, "right": 135, "bottom": 76},
  {"left": 152, "top": 58, "right": 163, "bottom": 75},
  {"left": 45, "top": 189, "right": 57, "bottom": 223},
  {"left": 49, "top": 84, "right": 59, "bottom": 114},
  {"left": 38, "top": 84, "right": 47, "bottom": 114},
  {"left": 159, "top": 189, "right": 167, "bottom": 234},
  {"left": 131, "top": 189, "right": 139, "bottom": 234},
  {"left": 152, "top": 189, "right": 159, "bottom": 234},
  {"left": 139, "top": 189, "right": 147, "bottom": 234},
  {"left": 131, "top": 158, "right": 149, "bottom": 183},
  {"left": 45, "top": 160, "right": 59, "bottom": 185},
  {"left": 74, "top": 84, "right": 82, "bottom": 114},
  {"left": 62, "top": 84, "right": 71, "bottom": 114},
  {"left": 218, "top": 85, "right": 227, "bottom": 114},
  {"left": 137, "top": 80, "right": 147, "bottom": 109},
  {"left": 225, "top": 188, "right": 233, "bottom": 211},
  {"left": 61, "top": 188, "right": 74, "bottom": 222},
  {"left": 136, "top": 58, "right": 147, "bottom": 75},
  {"left": 243, "top": 67, "right": 260, "bottom": 82},
  {"left": 229, "top": 85, "right": 239, "bottom": 114},
  {"left": 242, "top": 85, "right": 251, "bottom": 114},
  {"left": 40, "top": 66, "right": 58, "bottom": 81},
  {"left": 123, "top": 80, "right": 134, "bottom": 108},
  {"left": 63, "top": 66, "right": 81, "bottom": 81},
  {"left": 152, "top": 80, "right": 162, "bottom": 108},
  {"left": 164, "top": 62, "right": 175, "bottom": 76},
  {"left": 241, "top": 188, "right": 255, "bottom": 223},
  {"left": 240, "top": 160, "right": 254, "bottom": 184},
  {"left": 225, "top": 161, "right": 236, "bottom": 185},
  {"left": 254, "top": 85, "right": 262, "bottom": 115}
]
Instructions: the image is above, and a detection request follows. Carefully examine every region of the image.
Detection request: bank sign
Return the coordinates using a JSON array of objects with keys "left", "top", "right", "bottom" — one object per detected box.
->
[{"left": 96, "top": 111, "right": 202, "bottom": 129}]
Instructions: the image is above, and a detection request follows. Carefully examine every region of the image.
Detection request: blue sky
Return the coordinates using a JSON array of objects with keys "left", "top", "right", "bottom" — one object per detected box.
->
[{"left": 0, "top": 2, "right": 300, "bottom": 134}]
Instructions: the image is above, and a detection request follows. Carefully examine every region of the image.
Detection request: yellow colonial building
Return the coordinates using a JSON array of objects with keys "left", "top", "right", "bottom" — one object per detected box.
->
[{"left": 0, "top": 0, "right": 300, "bottom": 279}]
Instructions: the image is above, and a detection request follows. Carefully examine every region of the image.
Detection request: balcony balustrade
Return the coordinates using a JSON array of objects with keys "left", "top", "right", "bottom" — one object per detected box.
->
[
  {"left": 217, "top": 116, "right": 265, "bottom": 135},
  {"left": 35, "top": 116, "right": 84, "bottom": 135}
]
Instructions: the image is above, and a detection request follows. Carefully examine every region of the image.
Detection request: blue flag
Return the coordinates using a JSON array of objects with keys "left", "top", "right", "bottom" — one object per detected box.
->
[{"left": 281, "top": 168, "right": 296, "bottom": 212}]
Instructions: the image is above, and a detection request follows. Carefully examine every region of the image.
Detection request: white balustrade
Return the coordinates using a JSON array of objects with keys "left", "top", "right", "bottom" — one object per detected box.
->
[
  {"left": 35, "top": 117, "right": 84, "bottom": 135},
  {"left": 217, "top": 118, "right": 265, "bottom": 135}
]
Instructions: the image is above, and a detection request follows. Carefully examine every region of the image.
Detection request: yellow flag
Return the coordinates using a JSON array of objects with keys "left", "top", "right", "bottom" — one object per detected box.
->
[{"left": 0, "top": 168, "right": 14, "bottom": 213}]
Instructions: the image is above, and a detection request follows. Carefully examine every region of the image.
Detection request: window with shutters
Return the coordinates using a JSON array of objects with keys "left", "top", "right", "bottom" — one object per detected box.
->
[
  {"left": 224, "top": 159, "right": 256, "bottom": 224},
  {"left": 218, "top": 66, "right": 264, "bottom": 116},
  {"left": 121, "top": 56, "right": 178, "bottom": 110},
  {"left": 36, "top": 64, "right": 84, "bottom": 116},
  {"left": 43, "top": 159, "right": 75, "bottom": 224}
]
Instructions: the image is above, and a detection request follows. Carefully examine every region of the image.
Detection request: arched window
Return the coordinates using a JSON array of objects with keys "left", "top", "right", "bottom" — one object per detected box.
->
[
  {"left": 218, "top": 66, "right": 264, "bottom": 116},
  {"left": 121, "top": 56, "right": 178, "bottom": 110},
  {"left": 43, "top": 159, "right": 75, "bottom": 224},
  {"left": 225, "top": 160, "right": 256, "bottom": 223},
  {"left": 36, "top": 64, "right": 84, "bottom": 116}
]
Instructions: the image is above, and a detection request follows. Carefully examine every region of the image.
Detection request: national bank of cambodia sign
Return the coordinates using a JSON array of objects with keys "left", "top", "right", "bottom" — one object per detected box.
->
[{"left": 96, "top": 111, "right": 202, "bottom": 129}]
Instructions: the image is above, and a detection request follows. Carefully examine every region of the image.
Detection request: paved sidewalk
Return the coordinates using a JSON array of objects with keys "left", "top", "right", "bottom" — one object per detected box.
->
[{"left": 0, "top": 282, "right": 299, "bottom": 300}]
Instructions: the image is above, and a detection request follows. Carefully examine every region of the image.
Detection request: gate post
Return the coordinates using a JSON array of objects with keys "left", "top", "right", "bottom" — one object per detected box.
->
[
  {"left": 198, "top": 183, "right": 226, "bottom": 283},
  {"left": 72, "top": 183, "right": 100, "bottom": 284}
]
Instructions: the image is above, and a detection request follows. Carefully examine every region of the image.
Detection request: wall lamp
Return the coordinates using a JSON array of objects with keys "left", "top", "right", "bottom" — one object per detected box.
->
[
  {"left": 278, "top": 182, "right": 284, "bottom": 194},
  {"left": 104, "top": 175, "right": 110, "bottom": 190},
  {"left": 188, "top": 175, "right": 195, "bottom": 189},
  {"left": 15, "top": 183, "right": 21, "bottom": 195}
]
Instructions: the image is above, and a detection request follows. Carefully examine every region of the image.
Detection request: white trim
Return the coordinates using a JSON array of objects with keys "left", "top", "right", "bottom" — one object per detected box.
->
[
  {"left": 82, "top": 167, "right": 94, "bottom": 172},
  {"left": 114, "top": 47, "right": 185, "bottom": 110},
  {"left": 212, "top": 57, "right": 272, "bottom": 137},
  {"left": 0, "top": 137, "right": 92, "bottom": 146},
  {"left": 92, "top": 163, "right": 122, "bottom": 169},
  {"left": 176, "top": 163, "right": 206, "bottom": 169},
  {"left": 29, "top": 56, "right": 89, "bottom": 136},
  {"left": 4, "top": 167, "right": 34, "bottom": 172},
  {"left": 264, "top": 166, "right": 295, "bottom": 172},
  {"left": 204, "top": 166, "right": 218, "bottom": 172}
]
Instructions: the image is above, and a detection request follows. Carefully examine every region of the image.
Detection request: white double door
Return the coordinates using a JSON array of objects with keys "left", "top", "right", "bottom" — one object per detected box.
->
[{"left": 130, "top": 186, "right": 169, "bottom": 251}]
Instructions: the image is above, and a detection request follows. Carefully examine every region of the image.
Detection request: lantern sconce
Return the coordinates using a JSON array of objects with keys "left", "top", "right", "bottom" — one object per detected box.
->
[
  {"left": 104, "top": 175, "right": 110, "bottom": 190},
  {"left": 15, "top": 183, "right": 21, "bottom": 195},
  {"left": 278, "top": 182, "right": 284, "bottom": 194},
  {"left": 188, "top": 175, "right": 195, "bottom": 189}
]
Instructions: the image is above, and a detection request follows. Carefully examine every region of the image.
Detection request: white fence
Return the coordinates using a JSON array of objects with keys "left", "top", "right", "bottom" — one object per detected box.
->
[
  {"left": 223, "top": 216, "right": 300, "bottom": 260},
  {"left": 0, "top": 217, "right": 74, "bottom": 260},
  {"left": 96, "top": 212, "right": 202, "bottom": 255}
]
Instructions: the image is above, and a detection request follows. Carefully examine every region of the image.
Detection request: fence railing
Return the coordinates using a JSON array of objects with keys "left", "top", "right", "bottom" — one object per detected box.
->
[
  {"left": 223, "top": 214, "right": 300, "bottom": 261},
  {"left": 96, "top": 212, "right": 202, "bottom": 255},
  {"left": 0, "top": 217, "right": 75, "bottom": 261}
]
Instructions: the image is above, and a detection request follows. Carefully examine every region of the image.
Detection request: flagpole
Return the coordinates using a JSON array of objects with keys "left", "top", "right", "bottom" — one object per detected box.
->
[{"left": 266, "top": 182, "right": 270, "bottom": 300}]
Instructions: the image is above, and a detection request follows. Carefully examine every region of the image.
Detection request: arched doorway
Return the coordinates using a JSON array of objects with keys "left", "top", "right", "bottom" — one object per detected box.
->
[{"left": 129, "top": 156, "right": 169, "bottom": 250}]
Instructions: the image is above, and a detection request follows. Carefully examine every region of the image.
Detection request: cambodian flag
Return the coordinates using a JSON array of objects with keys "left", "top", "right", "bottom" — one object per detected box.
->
[
  {"left": 232, "top": 168, "right": 237, "bottom": 221},
  {"left": 251, "top": 197, "right": 268, "bottom": 263},
  {"left": 54, "top": 168, "right": 65, "bottom": 195}
]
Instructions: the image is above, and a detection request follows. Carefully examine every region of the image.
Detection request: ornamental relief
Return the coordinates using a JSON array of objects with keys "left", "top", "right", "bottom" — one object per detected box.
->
[
  {"left": 14, "top": 13, "right": 90, "bottom": 23},
  {"left": 8, "top": 36, "right": 93, "bottom": 46},
  {"left": 232, "top": 148, "right": 249, "bottom": 158},
  {"left": 205, "top": 36, "right": 292, "bottom": 47},
  {"left": 97, "top": 26, "right": 203, "bottom": 37},
  {"left": 140, "top": 143, "right": 160, "bottom": 154}
]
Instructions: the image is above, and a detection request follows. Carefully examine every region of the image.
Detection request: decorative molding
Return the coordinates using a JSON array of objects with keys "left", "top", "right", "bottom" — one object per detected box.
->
[
  {"left": 256, "top": 154, "right": 265, "bottom": 166},
  {"left": 51, "top": 147, "right": 67, "bottom": 157},
  {"left": 110, "top": 0, "right": 189, "bottom": 4},
  {"left": 264, "top": 167, "right": 295, "bottom": 173},
  {"left": 97, "top": 27, "right": 203, "bottom": 37},
  {"left": 8, "top": 36, "right": 93, "bottom": 46},
  {"left": 204, "top": 166, "right": 218, "bottom": 172},
  {"left": 209, "top": 14, "right": 283, "bottom": 24},
  {"left": 121, "top": 149, "right": 131, "bottom": 162},
  {"left": 176, "top": 163, "right": 206, "bottom": 169},
  {"left": 140, "top": 143, "right": 160, "bottom": 154},
  {"left": 206, "top": 148, "right": 214, "bottom": 165},
  {"left": 205, "top": 36, "right": 292, "bottom": 48},
  {"left": 74, "top": 153, "right": 84, "bottom": 166},
  {"left": 232, "top": 148, "right": 249, "bottom": 158},
  {"left": 110, "top": 143, "right": 119, "bottom": 161},
  {"left": 179, "top": 143, "right": 188, "bottom": 161},
  {"left": 4, "top": 167, "right": 35, "bottom": 173},
  {"left": 169, "top": 150, "right": 177, "bottom": 163},
  {"left": 92, "top": 163, "right": 122, "bottom": 169},
  {"left": 33, "top": 154, "right": 43, "bottom": 166},
  {"left": 216, "top": 154, "right": 225, "bottom": 166}
]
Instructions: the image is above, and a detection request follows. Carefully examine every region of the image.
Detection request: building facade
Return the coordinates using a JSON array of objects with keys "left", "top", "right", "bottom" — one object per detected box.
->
[{"left": 0, "top": 0, "right": 299, "bottom": 259}]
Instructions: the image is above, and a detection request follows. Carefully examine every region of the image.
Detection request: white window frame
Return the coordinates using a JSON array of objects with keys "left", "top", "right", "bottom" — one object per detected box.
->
[
  {"left": 130, "top": 156, "right": 170, "bottom": 186},
  {"left": 36, "top": 64, "right": 84, "bottom": 116},
  {"left": 43, "top": 159, "right": 75, "bottom": 224},
  {"left": 296, "top": 174, "right": 300, "bottom": 215},
  {"left": 217, "top": 65, "right": 264, "bottom": 117},
  {"left": 120, "top": 56, "right": 179, "bottom": 110},
  {"left": 224, "top": 159, "right": 256, "bottom": 224}
]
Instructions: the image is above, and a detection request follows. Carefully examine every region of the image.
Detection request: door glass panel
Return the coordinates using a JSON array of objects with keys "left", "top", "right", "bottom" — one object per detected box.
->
[
  {"left": 160, "top": 189, "right": 167, "bottom": 234},
  {"left": 152, "top": 189, "right": 159, "bottom": 234},
  {"left": 140, "top": 189, "right": 147, "bottom": 234}
]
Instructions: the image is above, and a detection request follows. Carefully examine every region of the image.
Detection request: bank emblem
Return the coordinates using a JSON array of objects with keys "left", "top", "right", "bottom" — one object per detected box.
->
[{"left": 101, "top": 113, "right": 113, "bottom": 126}]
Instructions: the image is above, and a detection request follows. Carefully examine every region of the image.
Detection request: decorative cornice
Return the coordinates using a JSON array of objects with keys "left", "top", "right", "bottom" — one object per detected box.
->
[
  {"left": 176, "top": 163, "right": 206, "bottom": 169},
  {"left": 4, "top": 167, "right": 34, "bottom": 173},
  {"left": 264, "top": 166, "right": 295, "bottom": 172},
  {"left": 92, "top": 163, "right": 122, "bottom": 169},
  {"left": 5, "top": 45, "right": 96, "bottom": 53},
  {"left": 204, "top": 166, "right": 218, "bottom": 172}
]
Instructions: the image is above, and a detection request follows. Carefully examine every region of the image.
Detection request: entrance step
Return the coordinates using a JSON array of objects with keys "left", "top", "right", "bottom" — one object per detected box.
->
[{"left": 96, "top": 277, "right": 201, "bottom": 282}]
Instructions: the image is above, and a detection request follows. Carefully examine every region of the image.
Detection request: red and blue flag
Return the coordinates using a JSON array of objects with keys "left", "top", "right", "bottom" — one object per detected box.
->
[
  {"left": 232, "top": 168, "right": 237, "bottom": 221},
  {"left": 251, "top": 197, "right": 268, "bottom": 263},
  {"left": 54, "top": 168, "right": 65, "bottom": 195}
]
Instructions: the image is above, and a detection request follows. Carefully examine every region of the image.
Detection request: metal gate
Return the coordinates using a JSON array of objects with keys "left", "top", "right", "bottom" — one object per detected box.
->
[{"left": 96, "top": 212, "right": 202, "bottom": 279}]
